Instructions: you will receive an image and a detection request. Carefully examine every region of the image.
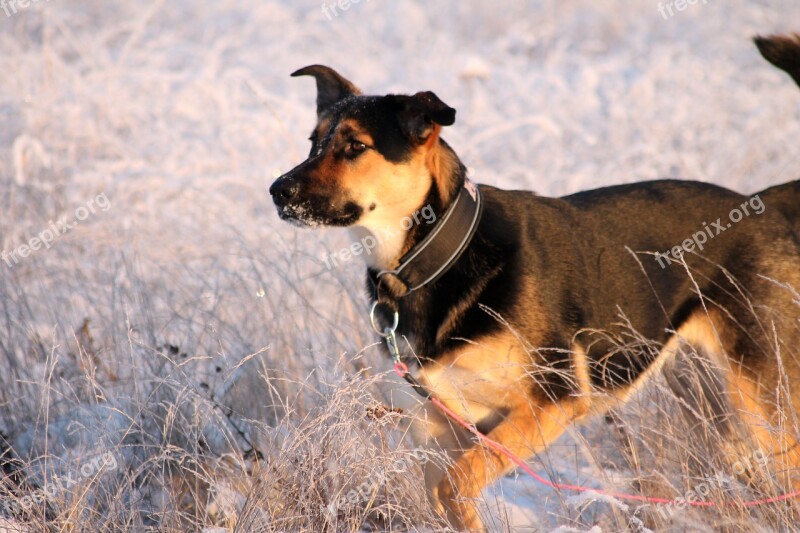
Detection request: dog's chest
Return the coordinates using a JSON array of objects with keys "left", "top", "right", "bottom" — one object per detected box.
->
[{"left": 378, "top": 332, "right": 531, "bottom": 426}]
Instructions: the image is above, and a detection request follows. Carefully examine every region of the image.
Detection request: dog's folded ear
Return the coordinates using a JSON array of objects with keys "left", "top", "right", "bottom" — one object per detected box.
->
[
  {"left": 394, "top": 91, "right": 456, "bottom": 144},
  {"left": 291, "top": 65, "right": 361, "bottom": 116}
]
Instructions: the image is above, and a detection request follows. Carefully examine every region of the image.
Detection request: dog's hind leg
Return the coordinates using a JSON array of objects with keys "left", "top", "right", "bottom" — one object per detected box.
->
[
  {"left": 725, "top": 366, "right": 800, "bottom": 496},
  {"left": 704, "top": 293, "right": 800, "bottom": 503},
  {"left": 665, "top": 309, "right": 800, "bottom": 492},
  {"left": 662, "top": 342, "right": 736, "bottom": 467}
]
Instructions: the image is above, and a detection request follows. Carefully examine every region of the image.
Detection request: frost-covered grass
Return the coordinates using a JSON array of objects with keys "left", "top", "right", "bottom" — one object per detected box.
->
[{"left": 1, "top": 0, "right": 800, "bottom": 531}]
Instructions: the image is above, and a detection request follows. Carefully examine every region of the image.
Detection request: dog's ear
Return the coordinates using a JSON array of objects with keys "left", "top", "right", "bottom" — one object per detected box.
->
[
  {"left": 394, "top": 91, "right": 456, "bottom": 144},
  {"left": 291, "top": 65, "right": 361, "bottom": 116}
]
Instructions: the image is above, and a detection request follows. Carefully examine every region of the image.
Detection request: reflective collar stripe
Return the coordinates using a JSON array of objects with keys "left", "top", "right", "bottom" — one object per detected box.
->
[{"left": 376, "top": 179, "right": 483, "bottom": 295}]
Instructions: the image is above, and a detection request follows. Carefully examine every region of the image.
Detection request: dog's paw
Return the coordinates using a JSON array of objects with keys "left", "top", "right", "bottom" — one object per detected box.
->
[{"left": 435, "top": 478, "right": 485, "bottom": 532}]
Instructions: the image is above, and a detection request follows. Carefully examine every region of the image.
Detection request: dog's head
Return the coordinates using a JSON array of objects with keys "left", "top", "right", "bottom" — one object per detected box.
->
[{"left": 269, "top": 66, "right": 458, "bottom": 234}]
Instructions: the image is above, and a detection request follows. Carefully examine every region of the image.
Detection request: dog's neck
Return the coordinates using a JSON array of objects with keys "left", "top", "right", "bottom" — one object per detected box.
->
[{"left": 350, "top": 139, "right": 467, "bottom": 273}]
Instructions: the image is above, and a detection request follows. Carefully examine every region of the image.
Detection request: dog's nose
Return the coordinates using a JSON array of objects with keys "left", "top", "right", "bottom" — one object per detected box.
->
[{"left": 269, "top": 176, "right": 299, "bottom": 204}]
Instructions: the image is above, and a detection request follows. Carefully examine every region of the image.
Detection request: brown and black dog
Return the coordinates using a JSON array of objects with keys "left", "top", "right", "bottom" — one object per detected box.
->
[{"left": 270, "top": 35, "right": 800, "bottom": 530}]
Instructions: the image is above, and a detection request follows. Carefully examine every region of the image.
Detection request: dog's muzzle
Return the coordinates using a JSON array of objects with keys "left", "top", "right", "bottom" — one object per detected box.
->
[
  {"left": 269, "top": 175, "right": 299, "bottom": 208},
  {"left": 269, "top": 173, "right": 362, "bottom": 227}
]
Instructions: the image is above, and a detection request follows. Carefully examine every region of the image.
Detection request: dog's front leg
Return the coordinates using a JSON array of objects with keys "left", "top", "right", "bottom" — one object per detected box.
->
[
  {"left": 405, "top": 398, "right": 473, "bottom": 517},
  {"left": 376, "top": 367, "right": 473, "bottom": 512},
  {"left": 436, "top": 399, "right": 583, "bottom": 531}
]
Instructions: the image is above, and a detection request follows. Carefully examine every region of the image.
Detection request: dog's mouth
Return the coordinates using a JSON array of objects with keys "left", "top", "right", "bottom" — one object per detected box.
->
[{"left": 276, "top": 200, "right": 362, "bottom": 228}]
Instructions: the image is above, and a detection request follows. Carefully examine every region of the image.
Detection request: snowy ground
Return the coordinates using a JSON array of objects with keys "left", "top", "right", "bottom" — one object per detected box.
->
[{"left": 1, "top": 0, "right": 800, "bottom": 531}]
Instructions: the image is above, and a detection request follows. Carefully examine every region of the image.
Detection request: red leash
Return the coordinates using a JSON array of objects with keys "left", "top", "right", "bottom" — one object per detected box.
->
[{"left": 393, "top": 361, "right": 800, "bottom": 509}]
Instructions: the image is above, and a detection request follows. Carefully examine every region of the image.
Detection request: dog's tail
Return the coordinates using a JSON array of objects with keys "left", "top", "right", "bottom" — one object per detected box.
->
[
  {"left": 754, "top": 34, "right": 800, "bottom": 239},
  {"left": 755, "top": 33, "right": 800, "bottom": 87}
]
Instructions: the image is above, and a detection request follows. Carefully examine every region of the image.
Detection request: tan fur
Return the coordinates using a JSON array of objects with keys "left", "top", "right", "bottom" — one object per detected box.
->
[
  {"left": 401, "top": 333, "right": 589, "bottom": 530},
  {"left": 424, "top": 124, "right": 461, "bottom": 204},
  {"left": 305, "top": 117, "right": 432, "bottom": 268},
  {"left": 312, "top": 117, "right": 467, "bottom": 270},
  {"left": 721, "top": 368, "right": 800, "bottom": 497},
  {"left": 570, "top": 344, "right": 594, "bottom": 410},
  {"left": 417, "top": 333, "right": 532, "bottom": 425},
  {"left": 344, "top": 163, "right": 432, "bottom": 270},
  {"left": 674, "top": 303, "right": 800, "bottom": 491},
  {"left": 365, "top": 201, "right": 800, "bottom": 532},
  {"left": 314, "top": 118, "right": 331, "bottom": 139},
  {"left": 438, "top": 399, "right": 581, "bottom": 530},
  {"left": 404, "top": 306, "right": 800, "bottom": 530},
  {"left": 277, "top": 64, "right": 800, "bottom": 531},
  {"left": 607, "top": 312, "right": 724, "bottom": 407}
]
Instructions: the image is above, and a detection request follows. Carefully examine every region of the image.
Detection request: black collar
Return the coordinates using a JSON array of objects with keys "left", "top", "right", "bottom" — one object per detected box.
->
[{"left": 375, "top": 179, "right": 483, "bottom": 297}]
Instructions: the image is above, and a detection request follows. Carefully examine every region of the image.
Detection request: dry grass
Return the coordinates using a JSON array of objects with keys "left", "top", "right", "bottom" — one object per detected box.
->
[
  {"left": 2, "top": 1, "right": 800, "bottom": 531},
  {"left": 2, "top": 251, "right": 799, "bottom": 532},
  {"left": 0, "top": 244, "right": 451, "bottom": 532}
]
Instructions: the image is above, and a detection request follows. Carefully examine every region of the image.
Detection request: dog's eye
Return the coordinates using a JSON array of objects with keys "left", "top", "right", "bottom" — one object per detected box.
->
[{"left": 345, "top": 141, "right": 368, "bottom": 158}]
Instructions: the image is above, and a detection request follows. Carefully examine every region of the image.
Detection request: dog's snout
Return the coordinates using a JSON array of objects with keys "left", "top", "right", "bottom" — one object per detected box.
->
[{"left": 270, "top": 176, "right": 299, "bottom": 204}]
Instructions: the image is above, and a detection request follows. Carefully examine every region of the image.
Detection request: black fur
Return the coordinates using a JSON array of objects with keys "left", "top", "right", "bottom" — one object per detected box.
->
[
  {"left": 272, "top": 45, "right": 800, "bottom": 529},
  {"left": 393, "top": 91, "right": 457, "bottom": 142},
  {"left": 274, "top": 60, "right": 800, "bottom": 406},
  {"left": 292, "top": 65, "right": 361, "bottom": 116},
  {"left": 759, "top": 180, "right": 800, "bottom": 240},
  {"left": 374, "top": 179, "right": 797, "bottom": 402},
  {"left": 753, "top": 34, "right": 800, "bottom": 240},
  {"left": 755, "top": 34, "right": 800, "bottom": 87}
]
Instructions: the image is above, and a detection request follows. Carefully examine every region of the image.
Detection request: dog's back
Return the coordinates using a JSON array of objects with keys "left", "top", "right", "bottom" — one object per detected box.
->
[
  {"left": 755, "top": 34, "right": 800, "bottom": 238},
  {"left": 761, "top": 181, "right": 800, "bottom": 238}
]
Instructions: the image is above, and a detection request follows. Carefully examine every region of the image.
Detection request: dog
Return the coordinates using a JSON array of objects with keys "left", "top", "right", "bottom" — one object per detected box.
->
[{"left": 270, "top": 35, "right": 800, "bottom": 530}]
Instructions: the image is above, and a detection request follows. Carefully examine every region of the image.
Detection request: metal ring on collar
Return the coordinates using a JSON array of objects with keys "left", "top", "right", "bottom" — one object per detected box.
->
[{"left": 370, "top": 301, "right": 398, "bottom": 337}]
